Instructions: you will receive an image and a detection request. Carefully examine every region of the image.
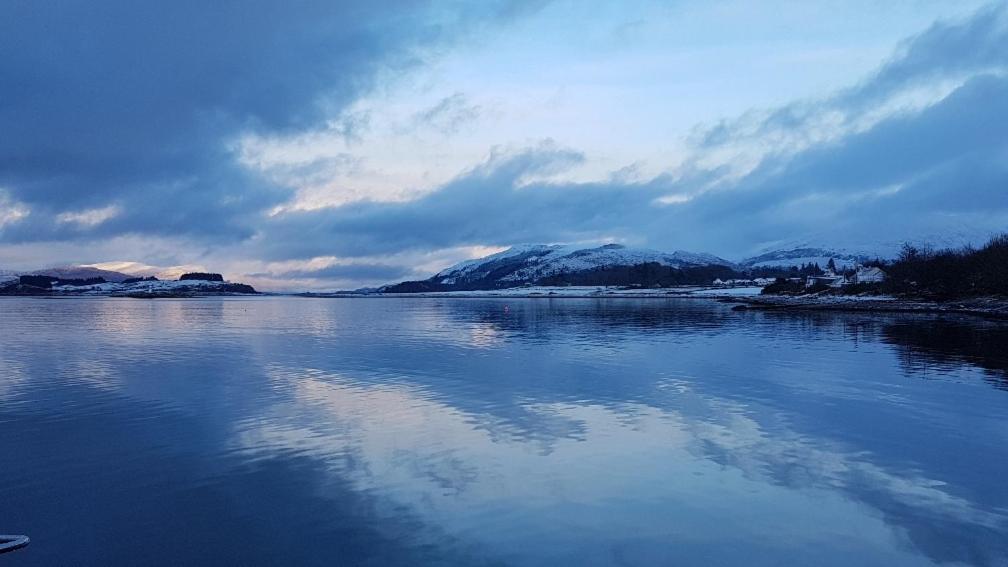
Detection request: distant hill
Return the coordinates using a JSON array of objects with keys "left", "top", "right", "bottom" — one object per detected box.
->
[
  {"left": 739, "top": 248, "right": 871, "bottom": 270},
  {"left": 0, "top": 265, "right": 257, "bottom": 296},
  {"left": 0, "top": 269, "right": 17, "bottom": 285},
  {"left": 383, "top": 244, "right": 738, "bottom": 292},
  {"left": 28, "top": 265, "right": 133, "bottom": 283}
]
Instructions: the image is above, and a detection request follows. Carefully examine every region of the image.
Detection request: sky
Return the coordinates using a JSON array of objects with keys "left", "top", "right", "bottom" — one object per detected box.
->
[{"left": 1, "top": 0, "right": 1006, "bottom": 290}]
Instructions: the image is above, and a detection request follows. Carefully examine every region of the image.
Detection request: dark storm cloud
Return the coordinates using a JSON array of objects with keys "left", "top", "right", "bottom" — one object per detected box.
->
[
  {"left": 239, "top": 3, "right": 1008, "bottom": 262},
  {"left": 257, "top": 71, "right": 1008, "bottom": 260},
  {"left": 686, "top": 74, "right": 1008, "bottom": 222},
  {"left": 3, "top": 1, "right": 1006, "bottom": 266},
  {"left": 249, "top": 142, "right": 671, "bottom": 259},
  {"left": 0, "top": 0, "right": 544, "bottom": 240}
]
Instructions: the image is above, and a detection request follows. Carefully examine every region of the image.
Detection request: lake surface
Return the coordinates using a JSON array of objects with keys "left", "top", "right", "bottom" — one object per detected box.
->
[{"left": 1, "top": 297, "right": 1007, "bottom": 566}]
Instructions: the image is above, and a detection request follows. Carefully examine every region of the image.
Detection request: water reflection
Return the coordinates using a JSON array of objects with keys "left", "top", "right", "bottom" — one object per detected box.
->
[
  {"left": 881, "top": 318, "right": 1008, "bottom": 389},
  {"left": 1, "top": 297, "right": 1006, "bottom": 566}
]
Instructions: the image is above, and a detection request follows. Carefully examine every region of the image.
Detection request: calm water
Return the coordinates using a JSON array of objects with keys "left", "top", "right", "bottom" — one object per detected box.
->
[{"left": 1, "top": 297, "right": 1007, "bottom": 566}]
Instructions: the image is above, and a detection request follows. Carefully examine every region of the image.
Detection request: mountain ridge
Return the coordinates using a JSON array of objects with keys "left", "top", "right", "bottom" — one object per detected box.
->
[
  {"left": 738, "top": 247, "right": 872, "bottom": 270},
  {"left": 384, "top": 243, "right": 799, "bottom": 292},
  {"left": 25, "top": 265, "right": 134, "bottom": 282},
  {"left": 433, "top": 243, "right": 735, "bottom": 285}
]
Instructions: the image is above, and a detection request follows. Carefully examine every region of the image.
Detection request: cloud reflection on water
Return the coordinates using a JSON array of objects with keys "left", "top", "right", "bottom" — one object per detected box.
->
[{"left": 2, "top": 297, "right": 1007, "bottom": 565}]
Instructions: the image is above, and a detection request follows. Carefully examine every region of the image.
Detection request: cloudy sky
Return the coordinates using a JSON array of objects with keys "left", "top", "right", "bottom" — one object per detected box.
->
[{"left": 1, "top": 1, "right": 1006, "bottom": 290}]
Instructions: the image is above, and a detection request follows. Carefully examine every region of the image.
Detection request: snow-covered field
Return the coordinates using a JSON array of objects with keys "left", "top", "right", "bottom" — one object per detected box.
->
[
  {"left": 47, "top": 279, "right": 242, "bottom": 295},
  {"left": 687, "top": 286, "right": 765, "bottom": 297},
  {"left": 746, "top": 256, "right": 859, "bottom": 270}
]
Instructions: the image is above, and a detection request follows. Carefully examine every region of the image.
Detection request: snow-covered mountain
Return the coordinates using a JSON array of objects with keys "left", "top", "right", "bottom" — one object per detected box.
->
[
  {"left": 738, "top": 248, "right": 872, "bottom": 270},
  {"left": 746, "top": 226, "right": 1000, "bottom": 267},
  {"left": 386, "top": 244, "right": 736, "bottom": 292},
  {"left": 436, "top": 244, "right": 733, "bottom": 284}
]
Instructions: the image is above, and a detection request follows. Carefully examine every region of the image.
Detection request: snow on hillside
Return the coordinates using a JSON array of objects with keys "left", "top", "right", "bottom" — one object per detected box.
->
[
  {"left": 745, "top": 255, "right": 859, "bottom": 270},
  {"left": 435, "top": 243, "right": 733, "bottom": 285},
  {"left": 761, "top": 225, "right": 1000, "bottom": 261},
  {"left": 2, "top": 263, "right": 213, "bottom": 283},
  {"left": 435, "top": 244, "right": 562, "bottom": 283},
  {"left": 29, "top": 265, "right": 133, "bottom": 282},
  {"left": 739, "top": 248, "right": 868, "bottom": 270},
  {"left": 48, "top": 278, "right": 245, "bottom": 295},
  {"left": 498, "top": 245, "right": 731, "bottom": 282}
]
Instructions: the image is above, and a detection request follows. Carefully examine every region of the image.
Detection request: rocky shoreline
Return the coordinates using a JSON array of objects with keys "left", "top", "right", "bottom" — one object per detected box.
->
[
  {"left": 299, "top": 286, "right": 1008, "bottom": 320},
  {"left": 732, "top": 294, "right": 1008, "bottom": 320}
]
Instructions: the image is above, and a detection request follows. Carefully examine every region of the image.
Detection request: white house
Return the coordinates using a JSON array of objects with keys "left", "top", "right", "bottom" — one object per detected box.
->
[
  {"left": 853, "top": 266, "right": 886, "bottom": 284},
  {"left": 806, "top": 274, "right": 845, "bottom": 288}
]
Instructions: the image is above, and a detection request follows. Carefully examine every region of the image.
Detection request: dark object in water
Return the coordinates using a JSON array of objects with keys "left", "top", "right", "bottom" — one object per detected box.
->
[
  {"left": 731, "top": 304, "right": 748, "bottom": 311},
  {"left": 0, "top": 534, "right": 29, "bottom": 554}
]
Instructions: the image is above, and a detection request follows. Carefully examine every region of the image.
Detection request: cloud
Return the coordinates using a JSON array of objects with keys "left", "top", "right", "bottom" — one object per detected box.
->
[
  {"left": 265, "top": 262, "right": 418, "bottom": 283},
  {"left": 250, "top": 141, "right": 621, "bottom": 259},
  {"left": 257, "top": 155, "right": 366, "bottom": 193},
  {"left": 686, "top": 74, "right": 1008, "bottom": 219},
  {"left": 56, "top": 205, "right": 123, "bottom": 227},
  {"left": 2, "top": 1, "right": 1006, "bottom": 287},
  {"left": 852, "top": 2, "right": 1008, "bottom": 108},
  {"left": 229, "top": 2, "right": 1008, "bottom": 270},
  {"left": 414, "top": 93, "right": 482, "bottom": 134},
  {"left": 252, "top": 68, "right": 1008, "bottom": 263},
  {"left": 0, "top": 191, "right": 30, "bottom": 228},
  {"left": 695, "top": 3, "right": 1008, "bottom": 153},
  {"left": 0, "top": 1, "right": 545, "bottom": 243},
  {"left": 327, "top": 110, "right": 374, "bottom": 145}
]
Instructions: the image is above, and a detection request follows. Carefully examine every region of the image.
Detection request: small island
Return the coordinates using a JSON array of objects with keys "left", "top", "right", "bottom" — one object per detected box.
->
[{"left": 0, "top": 270, "right": 257, "bottom": 298}]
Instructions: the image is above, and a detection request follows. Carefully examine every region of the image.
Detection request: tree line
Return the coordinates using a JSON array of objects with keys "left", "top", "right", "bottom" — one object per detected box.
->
[
  {"left": 879, "top": 233, "right": 1008, "bottom": 298},
  {"left": 760, "top": 233, "right": 1008, "bottom": 299},
  {"left": 179, "top": 272, "right": 224, "bottom": 282}
]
